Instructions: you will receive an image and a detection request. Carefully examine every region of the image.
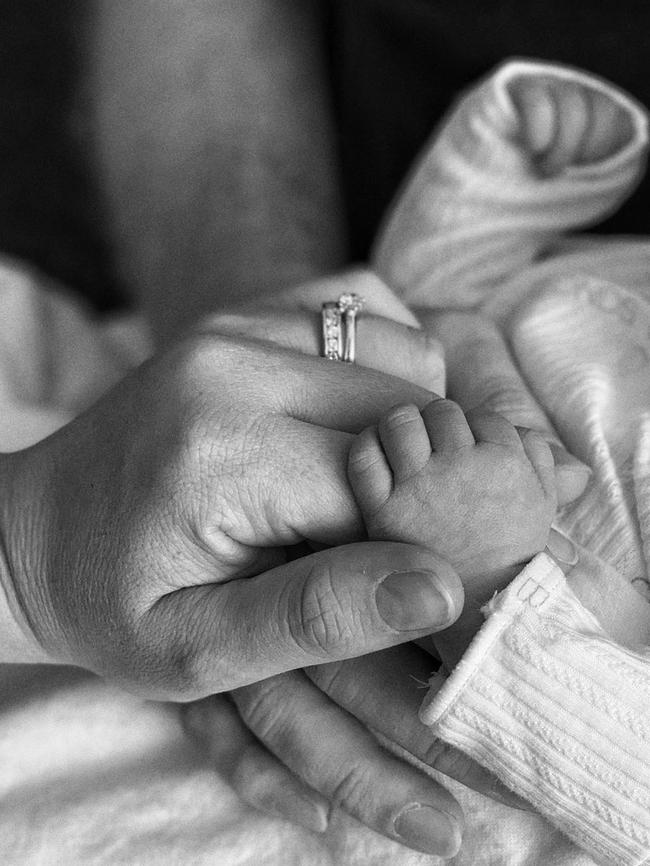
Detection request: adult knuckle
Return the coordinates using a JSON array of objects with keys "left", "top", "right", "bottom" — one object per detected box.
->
[
  {"left": 287, "top": 563, "right": 355, "bottom": 657},
  {"left": 306, "top": 661, "right": 347, "bottom": 697},
  {"left": 306, "top": 661, "right": 363, "bottom": 708},
  {"left": 234, "top": 678, "right": 289, "bottom": 743},
  {"left": 329, "top": 762, "right": 375, "bottom": 815},
  {"left": 424, "top": 740, "right": 474, "bottom": 783},
  {"left": 156, "top": 638, "right": 213, "bottom": 698},
  {"left": 149, "top": 614, "right": 233, "bottom": 700}
]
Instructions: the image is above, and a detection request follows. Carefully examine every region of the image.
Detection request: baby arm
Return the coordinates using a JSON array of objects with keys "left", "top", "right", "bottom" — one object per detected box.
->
[
  {"left": 373, "top": 59, "right": 648, "bottom": 309},
  {"left": 348, "top": 400, "right": 557, "bottom": 668}
]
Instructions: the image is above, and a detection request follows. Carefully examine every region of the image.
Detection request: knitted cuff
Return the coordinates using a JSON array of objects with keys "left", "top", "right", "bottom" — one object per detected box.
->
[{"left": 420, "top": 553, "right": 650, "bottom": 866}]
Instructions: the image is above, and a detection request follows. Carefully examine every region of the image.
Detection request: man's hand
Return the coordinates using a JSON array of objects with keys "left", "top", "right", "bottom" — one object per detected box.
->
[{"left": 0, "top": 332, "right": 463, "bottom": 699}]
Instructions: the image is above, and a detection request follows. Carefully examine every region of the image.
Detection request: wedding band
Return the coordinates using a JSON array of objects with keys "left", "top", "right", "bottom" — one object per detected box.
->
[
  {"left": 339, "top": 292, "right": 364, "bottom": 363},
  {"left": 321, "top": 302, "right": 343, "bottom": 360},
  {"left": 321, "top": 292, "right": 364, "bottom": 362}
]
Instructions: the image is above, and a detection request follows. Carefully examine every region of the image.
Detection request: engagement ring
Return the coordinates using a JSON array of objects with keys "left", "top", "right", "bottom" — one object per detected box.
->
[{"left": 321, "top": 292, "right": 364, "bottom": 363}]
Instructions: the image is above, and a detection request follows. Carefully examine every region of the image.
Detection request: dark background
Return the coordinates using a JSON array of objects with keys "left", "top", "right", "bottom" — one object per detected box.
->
[
  {"left": 0, "top": 0, "right": 120, "bottom": 310},
  {"left": 2, "top": 0, "right": 649, "bottom": 311}
]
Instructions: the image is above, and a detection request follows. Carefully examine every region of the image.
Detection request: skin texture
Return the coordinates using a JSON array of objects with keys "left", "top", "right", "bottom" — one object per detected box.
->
[
  {"left": 348, "top": 399, "right": 556, "bottom": 668},
  {"left": 0, "top": 312, "right": 477, "bottom": 857},
  {"left": 181, "top": 285, "right": 588, "bottom": 849},
  {"left": 0, "top": 330, "right": 467, "bottom": 697}
]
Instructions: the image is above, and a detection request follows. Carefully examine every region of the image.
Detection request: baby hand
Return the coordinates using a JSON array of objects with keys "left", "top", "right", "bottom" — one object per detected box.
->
[
  {"left": 348, "top": 400, "right": 557, "bottom": 665},
  {"left": 508, "top": 73, "right": 633, "bottom": 176}
]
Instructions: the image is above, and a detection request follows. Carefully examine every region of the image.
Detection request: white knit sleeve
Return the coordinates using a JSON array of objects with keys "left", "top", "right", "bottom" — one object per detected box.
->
[
  {"left": 420, "top": 552, "right": 650, "bottom": 866},
  {"left": 372, "top": 59, "right": 649, "bottom": 309}
]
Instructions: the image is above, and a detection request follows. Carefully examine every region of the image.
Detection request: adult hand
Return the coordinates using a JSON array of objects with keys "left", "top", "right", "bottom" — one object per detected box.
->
[
  {"left": 198, "top": 268, "right": 445, "bottom": 394},
  {"left": 178, "top": 274, "right": 526, "bottom": 856},
  {"left": 0, "top": 331, "right": 464, "bottom": 701},
  {"left": 182, "top": 646, "right": 523, "bottom": 857},
  {"left": 211, "top": 277, "right": 591, "bottom": 508},
  {"left": 418, "top": 309, "right": 592, "bottom": 505}
]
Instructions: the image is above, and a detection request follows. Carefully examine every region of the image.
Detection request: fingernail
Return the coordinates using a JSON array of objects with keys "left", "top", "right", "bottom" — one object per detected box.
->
[
  {"left": 548, "top": 443, "right": 591, "bottom": 475},
  {"left": 376, "top": 571, "right": 458, "bottom": 631},
  {"left": 393, "top": 803, "right": 462, "bottom": 857},
  {"left": 546, "top": 527, "right": 579, "bottom": 566}
]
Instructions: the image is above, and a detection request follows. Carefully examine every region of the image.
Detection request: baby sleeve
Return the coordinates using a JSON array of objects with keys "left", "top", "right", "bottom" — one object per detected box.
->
[
  {"left": 420, "top": 552, "right": 650, "bottom": 866},
  {"left": 373, "top": 59, "right": 649, "bottom": 310}
]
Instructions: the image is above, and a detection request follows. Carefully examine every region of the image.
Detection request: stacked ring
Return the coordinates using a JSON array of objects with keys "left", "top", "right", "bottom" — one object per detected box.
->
[
  {"left": 321, "top": 293, "right": 364, "bottom": 363},
  {"left": 321, "top": 302, "right": 343, "bottom": 360}
]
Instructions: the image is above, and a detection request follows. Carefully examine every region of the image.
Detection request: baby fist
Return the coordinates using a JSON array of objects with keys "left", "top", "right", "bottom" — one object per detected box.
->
[{"left": 348, "top": 400, "right": 557, "bottom": 598}]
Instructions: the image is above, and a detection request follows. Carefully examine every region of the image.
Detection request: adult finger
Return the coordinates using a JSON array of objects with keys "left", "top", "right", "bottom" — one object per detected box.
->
[
  {"left": 181, "top": 695, "right": 330, "bottom": 833},
  {"left": 144, "top": 542, "right": 463, "bottom": 698},
  {"left": 212, "top": 335, "right": 441, "bottom": 431},
  {"left": 277, "top": 268, "right": 421, "bottom": 327},
  {"left": 232, "top": 671, "right": 464, "bottom": 858},
  {"left": 199, "top": 309, "right": 445, "bottom": 394},
  {"left": 419, "top": 310, "right": 591, "bottom": 504},
  {"left": 307, "top": 647, "right": 527, "bottom": 810}
]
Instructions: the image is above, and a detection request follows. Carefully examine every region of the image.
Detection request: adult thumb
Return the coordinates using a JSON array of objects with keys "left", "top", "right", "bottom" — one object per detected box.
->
[{"left": 145, "top": 542, "right": 463, "bottom": 700}]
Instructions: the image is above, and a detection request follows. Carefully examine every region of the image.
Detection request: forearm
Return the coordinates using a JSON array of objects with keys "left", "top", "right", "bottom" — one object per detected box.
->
[{"left": 85, "top": 0, "right": 346, "bottom": 342}]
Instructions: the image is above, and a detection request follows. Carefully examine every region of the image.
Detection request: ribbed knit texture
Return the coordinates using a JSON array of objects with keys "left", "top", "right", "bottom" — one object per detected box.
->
[{"left": 420, "top": 555, "right": 650, "bottom": 866}]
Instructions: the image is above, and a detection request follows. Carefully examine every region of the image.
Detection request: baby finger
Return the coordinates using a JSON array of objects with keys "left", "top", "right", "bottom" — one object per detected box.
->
[
  {"left": 464, "top": 407, "right": 522, "bottom": 448},
  {"left": 421, "top": 399, "right": 474, "bottom": 452}
]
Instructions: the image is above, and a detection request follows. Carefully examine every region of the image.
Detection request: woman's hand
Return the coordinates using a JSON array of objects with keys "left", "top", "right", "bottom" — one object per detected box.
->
[
  {"left": 184, "top": 278, "right": 591, "bottom": 850},
  {"left": 177, "top": 272, "right": 548, "bottom": 855},
  {"left": 0, "top": 330, "right": 465, "bottom": 699},
  {"left": 207, "top": 270, "right": 591, "bottom": 507},
  {"left": 197, "top": 268, "right": 445, "bottom": 394}
]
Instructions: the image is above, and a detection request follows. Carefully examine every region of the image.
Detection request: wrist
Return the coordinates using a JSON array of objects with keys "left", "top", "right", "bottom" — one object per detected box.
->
[
  {"left": 460, "top": 561, "right": 524, "bottom": 604},
  {"left": 0, "top": 452, "right": 55, "bottom": 663}
]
